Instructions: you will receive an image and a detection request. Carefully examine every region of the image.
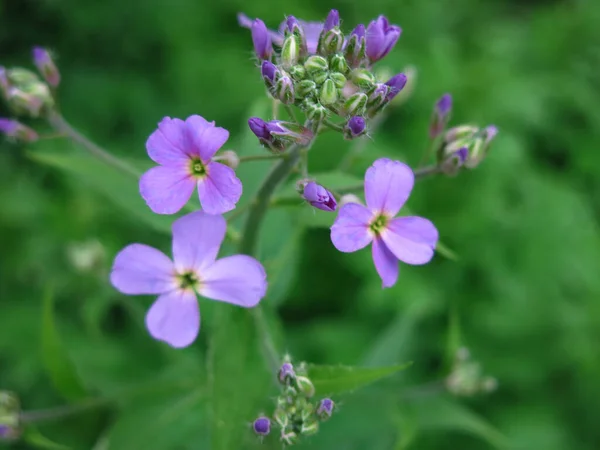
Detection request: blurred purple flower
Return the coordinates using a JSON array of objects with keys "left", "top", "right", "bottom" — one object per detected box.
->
[
  {"left": 331, "top": 158, "right": 438, "bottom": 288},
  {"left": 366, "top": 16, "right": 401, "bottom": 63},
  {"left": 32, "top": 46, "right": 60, "bottom": 87},
  {"left": 430, "top": 93, "right": 452, "bottom": 138},
  {"left": 110, "top": 211, "right": 267, "bottom": 348},
  {"left": 140, "top": 115, "right": 242, "bottom": 215},
  {"left": 302, "top": 181, "right": 337, "bottom": 212},
  {"left": 0, "top": 118, "right": 38, "bottom": 142}
]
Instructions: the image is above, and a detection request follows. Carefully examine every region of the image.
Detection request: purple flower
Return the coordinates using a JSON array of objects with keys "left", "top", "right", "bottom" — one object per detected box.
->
[
  {"left": 302, "top": 181, "right": 337, "bottom": 212},
  {"left": 110, "top": 211, "right": 267, "bottom": 348},
  {"left": 331, "top": 158, "right": 438, "bottom": 288},
  {"left": 366, "top": 16, "right": 401, "bottom": 63},
  {"left": 430, "top": 93, "right": 452, "bottom": 138},
  {"left": 0, "top": 118, "right": 38, "bottom": 142},
  {"left": 384, "top": 73, "right": 407, "bottom": 101},
  {"left": 344, "top": 116, "right": 367, "bottom": 139},
  {"left": 32, "top": 46, "right": 60, "bottom": 87},
  {"left": 238, "top": 13, "right": 324, "bottom": 55},
  {"left": 251, "top": 19, "right": 272, "bottom": 60},
  {"left": 140, "top": 115, "right": 242, "bottom": 215},
  {"left": 253, "top": 417, "right": 271, "bottom": 436},
  {"left": 323, "top": 9, "right": 340, "bottom": 31},
  {"left": 317, "top": 398, "right": 335, "bottom": 419}
]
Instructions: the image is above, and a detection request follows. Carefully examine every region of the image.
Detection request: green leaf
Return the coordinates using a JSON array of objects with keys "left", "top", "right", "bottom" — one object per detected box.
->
[
  {"left": 28, "top": 144, "right": 172, "bottom": 234},
  {"left": 24, "top": 427, "right": 71, "bottom": 450},
  {"left": 307, "top": 362, "right": 412, "bottom": 395},
  {"left": 41, "top": 289, "right": 87, "bottom": 401},
  {"left": 408, "top": 397, "right": 509, "bottom": 449}
]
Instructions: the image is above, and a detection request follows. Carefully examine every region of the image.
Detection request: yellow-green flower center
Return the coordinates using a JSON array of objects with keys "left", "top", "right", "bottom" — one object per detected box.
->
[
  {"left": 369, "top": 214, "right": 388, "bottom": 235},
  {"left": 190, "top": 158, "right": 206, "bottom": 176},
  {"left": 177, "top": 271, "right": 199, "bottom": 290}
]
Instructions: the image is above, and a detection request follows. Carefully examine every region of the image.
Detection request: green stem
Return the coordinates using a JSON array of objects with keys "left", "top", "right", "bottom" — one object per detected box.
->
[
  {"left": 283, "top": 104, "right": 299, "bottom": 123},
  {"left": 238, "top": 153, "right": 285, "bottom": 163},
  {"left": 323, "top": 119, "right": 344, "bottom": 133},
  {"left": 418, "top": 137, "right": 440, "bottom": 168},
  {"left": 337, "top": 113, "right": 386, "bottom": 171}
]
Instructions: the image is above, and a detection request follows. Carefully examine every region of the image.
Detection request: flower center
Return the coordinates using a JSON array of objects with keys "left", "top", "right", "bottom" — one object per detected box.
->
[
  {"left": 369, "top": 214, "right": 388, "bottom": 236},
  {"left": 177, "top": 271, "right": 199, "bottom": 290},
  {"left": 189, "top": 158, "right": 207, "bottom": 177}
]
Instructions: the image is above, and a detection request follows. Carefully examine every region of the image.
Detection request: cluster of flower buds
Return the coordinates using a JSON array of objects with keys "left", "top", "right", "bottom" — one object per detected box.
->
[
  {"left": 252, "top": 357, "right": 335, "bottom": 445},
  {"left": 0, "top": 47, "right": 60, "bottom": 143},
  {"left": 445, "top": 348, "right": 498, "bottom": 397},
  {"left": 240, "top": 10, "right": 407, "bottom": 150},
  {"left": 0, "top": 391, "right": 21, "bottom": 442},
  {"left": 427, "top": 93, "right": 498, "bottom": 175}
]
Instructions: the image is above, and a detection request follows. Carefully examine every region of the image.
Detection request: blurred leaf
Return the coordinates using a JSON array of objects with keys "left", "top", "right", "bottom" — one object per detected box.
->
[
  {"left": 28, "top": 148, "right": 172, "bottom": 234},
  {"left": 307, "top": 362, "right": 412, "bottom": 395},
  {"left": 24, "top": 427, "right": 71, "bottom": 450},
  {"left": 408, "top": 397, "right": 509, "bottom": 449},
  {"left": 41, "top": 289, "right": 87, "bottom": 401}
]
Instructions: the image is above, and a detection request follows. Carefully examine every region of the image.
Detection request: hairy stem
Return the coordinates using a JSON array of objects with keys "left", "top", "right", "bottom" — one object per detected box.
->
[{"left": 238, "top": 153, "right": 286, "bottom": 163}]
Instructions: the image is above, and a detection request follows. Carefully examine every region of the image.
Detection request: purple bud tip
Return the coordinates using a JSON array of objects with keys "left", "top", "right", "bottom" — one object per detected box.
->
[
  {"left": 253, "top": 417, "right": 271, "bottom": 436},
  {"left": 278, "top": 362, "right": 295, "bottom": 383},
  {"left": 350, "top": 24, "right": 366, "bottom": 39},
  {"left": 302, "top": 182, "right": 337, "bottom": 212},
  {"left": 261, "top": 60, "right": 278, "bottom": 84},
  {"left": 286, "top": 15, "right": 300, "bottom": 32},
  {"left": 248, "top": 117, "right": 270, "bottom": 140},
  {"left": 436, "top": 94, "right": 452, "bottom": 116},
  {"left": 347, "top": 116, "right": 366, "bottom": 137},
  {"left": 251, "top": 19, "right": 272, "bottom": 60},
  {"left": 385, "top": 73, "right": 407, "bottom": 100},
  {"left": 317, "top": 398, "right": 335, "bottom": 418},
  {"left": 32, "top": 46, "right": 60, "bottom": 87},
  {"left": 366, "top": 16, "right": 402, "bottom": 63},
  {"left": 324, "top": 9, "right": 340, "bottom": 31},
  {"left": 485, "top": 125, "right": 498, "bottom": 141},
  {"left": 455, "top": 146, "right": 469, "bottom": 163}
]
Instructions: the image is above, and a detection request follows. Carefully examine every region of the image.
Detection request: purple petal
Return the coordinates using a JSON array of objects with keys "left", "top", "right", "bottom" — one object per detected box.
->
[
  {"left": 237, "top": 12, "right": 254, "bottom": 28},
  {"left": 140, "top": 165, "right": 196, "bottom": 214},
  {"left": 186, "top": 116, "right": 229, "bottom": 162},
  {"left": 172, "top": 211, "right": 226, "bottom": 273},
  {"left": 382, "top": 216, "right": 438, "bottom": 265},
  {"left": 364, "top": 158, "right": 414, "bottom": 216},
  {"left": 330, "top": 203, "right": 373, "bottom": 252},
  {"left": 302, "top": 22, "right": 325, "bottom": 54},
  {"left": 200, "top": 255, "right": 267, "bottom": 307},
  {"left": 110, "top": 244, "right": 176, "bottom": 295},
  {"left": 372, "top": 238, "right": 399, "bottom": 288},
  {"left": 197, "top": 162, "right": 242, "bottom": 214},
  {"left": 146, "top": 118, "right": 191, "bottom": 165},
  {"left": 146, "top": 289, "right": 200, "bottom": 348}
]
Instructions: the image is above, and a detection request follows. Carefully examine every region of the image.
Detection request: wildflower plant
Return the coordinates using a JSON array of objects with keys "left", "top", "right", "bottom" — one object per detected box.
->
[{"left": 0, "top": 8, "right": 498, "bottom": 449}]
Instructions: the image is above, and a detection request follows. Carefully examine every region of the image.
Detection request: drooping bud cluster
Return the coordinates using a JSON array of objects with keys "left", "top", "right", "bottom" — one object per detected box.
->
[
  {"left": 251, "top": 357, "right": 336, "bottom": 445},
  {"left": 445, "top": 348, "right": 498, "bottom": 397},
  {"left": 240, "top": 10, "right": 406, "bottom": 149},
  {"left": 0, "top": 391, "right": 21, "bottom": 442}
]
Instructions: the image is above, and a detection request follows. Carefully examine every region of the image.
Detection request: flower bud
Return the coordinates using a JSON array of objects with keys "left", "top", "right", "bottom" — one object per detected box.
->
[
  {"left": 339, "top": 193, "right": 363, "bottom": 206},
  {"left": 366, "top": 16, "right": 401, "bottom": 64},
  {"left": 384, "top": 73, "right": 407, "bottom": 101},
  {"left": 330, "top": 54, "right": 349, "bottom": 74},
  {"left": 344, "top": 24, "right": 367, "bottom": 68},
  {"left": 304, "top": 55, "right": 328, "bottom": 74},
  {"left": 278, "top": 362, "right": 296, "bottom": 385},
  {"left": 274, "top": 408, "right": 289, "bottom": 428},
  {"left": 301, "top": 181, "right": 337, "bottom": 212},
  {"left": 261, "top": 60, "right": 279, "bottom": 91},
  {"left": 300, "top": 420, "right": 320, "bottom": 436},
  {"left": 289, "top": 64, "right": 306, "bottom": 81},
  {"left": 0, "top": 67, "right": 9, "bottom": 100},
  {"left": 441, "top": 146, "right": 468, "bottom": 176},
  {"left": 248, "top": 117, "right": 314, "bottom": 153},
  {"left": 0, "top": 118, "right": 39, "bottom": 143},
  {"left": 214, "top": 150, "right": 239, "bottom": 169},
  {"left": 32, "top": 47, "right": 60, "bottom": 87},
  {"left": 344, "top": 116, "right": 367, "bottom": 140},
  {"left": 294, "top": 375, "right": 315, "bottom": 398},
  {"left": 316, "top": 398, "right": 335, "bottom": 420},
  {"left": 6, "top": 68, "right": 53, "bottom": 117},
  {"left": 295, "top": 80, "right": 317, "bottom": 99},
  {"left": 303, "top": 99, "right": 327, "bottom": 122},
  {"left": 281, "top": 35, "right": 299, "bottom": 69},
  {"left": 275, "top": 73, "right": 295, "bottom": 104},
  {"left": 430, "top": 93, "right": 452, "bottom": 139},
  {"left": 350, "top": 68, "right": 376, "bottom": 89},
  {"left": 444, "top": 125, "right": 478, "bottom": 144},
  {"left": 344, "top": 92, "right": 368, "bottom": 116},
  {"left": 319, "top": 79, "right": 337, "bottom": 106},
  {"left": 0, "top": 392, "right": 20, "bottom": 442},
  {"left": 285, "top": 16, "right": 308, "bottom": 58},
  {"left": 251, "top": 19, "right": 272, "bottom": 60},
  {"left": 281, "top": 431, "right": 298, "bottom": 445},
  {"left": 367, "top": 83, "right": 388, "bottom": 111},
  {"left": 464, "top": 125, "right": 497, "bottom": 169},
  {"left": 329, "top": 72, "right": 347, "bottom": 89},
  {"left": 253, "top": 416, "right": 271, "bottom": 436},
  {"left": 323, "top": 9, "right": 340, "bottom": 31}
]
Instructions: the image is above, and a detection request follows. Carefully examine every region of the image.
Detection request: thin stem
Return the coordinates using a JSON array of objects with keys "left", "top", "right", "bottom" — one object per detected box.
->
[
  {"left": 323, "top": 119, "right": 344, "bottom": 133},
  {"left": 338, "top": 113, "right": 386, "bottom": 171},
  {"left": 418, "top": 137, "right": 440, "bottom": 168},
  {"left": 238, "top": 153, "right": 285, "bottom": 163},
  {"left": 47, "top": 112, "right": 141, "bottom": 179},
  {"left": 20, "top": 398, "right": 107, "bottom": 424},
  {"left": 283, "top": 104, "right": 299, "bottom": 124}
]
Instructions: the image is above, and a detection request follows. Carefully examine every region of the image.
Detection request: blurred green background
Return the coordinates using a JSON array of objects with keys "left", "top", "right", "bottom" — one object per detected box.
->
[{"left": 2, "top": 0, "right": 600, "bottom": 449}]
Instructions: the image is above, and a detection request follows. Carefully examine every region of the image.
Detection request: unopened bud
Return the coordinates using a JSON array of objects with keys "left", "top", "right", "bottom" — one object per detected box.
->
[
  {"left": 253, "top": 416, "right": 271, "bottom": 436},
  {"left": 344, "top": 116, "right": 367, "bottom": 140},
  {"left": 444, "top": 125, "right": 478, "bottom": 144},
  {"left": 301, "top": 181, "right": 337, "bottom": 212},
  {"left": 251, "top": 19, "right": 272, "bottom": 60},
  {"left": 278, "top": 362, "right": 296, "bottom": 385},
  {"left": 304, "top": 55, "right": 328, "bottom": 74},
  {"left": 319, "top": 28, "right": 344, "bottom": 56},
  {"left": 214, "top": 150, "right": 239, "bottom": 169},
  {"left": 281, "top": 35, "right": 299, "bottom": 69},
  {"left": 6, "top": 68, "right": 53, "bottom": 117},
  {"left": 296, "top": 80, "right": 317, "bottom": 99},
  {"left": 329, "top": 72, "right": 347, "bottom": 89},
  {"left": 430, "top": 93, "right": 452, "bottom": 139},
  {"left": 0, "top": 118, "right": 38, "bottom": 143},
  {"left": 0, "top": 67, "right": 10, "bottom": 100},
  {"left": 304, "top": 99, "right": 327, "bottom": 122},
  {"left": 330, "top": 54, "right": 349, "bottom": 74},
  {"left": 319, "top": 79, "right": 337, "bottom": 106},
  {"left": 384, "top": 73, "right": 407, "bottom": 101},
  {"left": 316, "top": 398, "right": 335, "bottom": 420},
  {"left": 275, "top": 74, "right": 295, "bottom": 104},
  {"left": 281, "top": 431, "right": 298, "bottom": 445},
  {"left": 285, "top": 16, "right": 308, "bottom": 58},
  {"left": 289, "top": 64, "right": 306, "bottom": 81},
  {"left": 339, "top": 193, "right": 363, "bottom": 206},
  {"left": 344, "top": 93, "right": 368, "bottom": 116},
  {"left": 274, "top": 408, "right": 289, "bottom": 428},
  {"left": 300, "top": 420, "right": 320, "bottom": 436},
  {"left": 350, "top": 68, "right": 375, "bottom": 89},
  {"left": 345, "top": 24, "right": 367, "bottom": 68},
  {"left": 32, "top": 47, "right": 60, "bottom": 87},
  {"left": 464, "top": 125, "right": 497, "bottom": 169},
  {"left": 294, "top": 375, "right": 315, "bottom": 398},
  {"left": 441, "top": 146, "right": 468, "bottom": 176}
]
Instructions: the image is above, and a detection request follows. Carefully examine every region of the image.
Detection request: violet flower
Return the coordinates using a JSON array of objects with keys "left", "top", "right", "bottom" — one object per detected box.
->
[
  {"left": 140, "top": 115, "right": 242, "bottom": 215},
  {"left": 302, "top": 181, "right": 337, "bottom": 212},
  {"left": 366, "top": 16, "right": 401, "bottom": 64},
  {"left": 331, "top": 158, "right": 438, "bottom": 288},
  {"left": 110, "top": 211, "right": 267, "bottom": 348},
  {"left": 251, "top": 19, "right": 272, "bottom": 60}
]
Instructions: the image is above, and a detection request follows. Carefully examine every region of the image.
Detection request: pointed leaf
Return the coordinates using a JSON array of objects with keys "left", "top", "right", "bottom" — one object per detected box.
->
[{"left": 307, "top": 362, "right": 412, "bottom": 395}]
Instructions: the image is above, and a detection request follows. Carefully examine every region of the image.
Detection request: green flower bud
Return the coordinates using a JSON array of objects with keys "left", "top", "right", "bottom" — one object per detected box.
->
[
  {"left": 350, "top": 68, "right": 376, "bottom": 89},
  {"left": 275, "top": 74, "right": 295, "bottom": 105},
  {"left": 300, "top": 420, "right": 320, "bottom": 436},
  {"left": 312, "top": 71, "right": 329, "bottom": 86},
  {"left": 319, "top": 29, "right": 344, "bottom": 56},
  {"left": 281, "top": 35, "right": 299, "bottom": 69},
  {"left": 296, "top": 80, "right": 317, "bottom": 99},
  {"left": 303, "top": 99, "right": 327, "bottom": 122},
  {"left": 344, "top": 92, "right": 368, "bottom": 116},
  {"left": 274, "top": 407, "right": 289, "bottom": 428},
  {"left": 330, "top": 54, "right": 348, "bottom": 74},
  {"left": 294, "top": 375, "right": 315, "bottom": 398},
  {"left": 281, "top": 431, "right": 298, "bottom": 446},
  {"left": 6, "top": 68, "right": 53, "bottom": 117},
  {"left": 289, "top": 64, "right": 306, "bottom": 81},
  {"left": 0, "top": 392, "right": 21, "bottom": 442},
  {"left": 304, "top": 55, "right": 328, "bottom": 74},
  {"left": 329, "top": 72, "right": 347, "bottom": 89},
  {"left": 319, "top": 79, "right": 337, "bottom": 106}
]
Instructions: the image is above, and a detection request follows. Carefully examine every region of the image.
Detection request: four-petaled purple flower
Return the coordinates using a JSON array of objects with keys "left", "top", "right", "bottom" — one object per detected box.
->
[
  {"left": 140, "top": 115, "right": 242, "bottom": 215},
  {"left": 302, "top": 181, "right": 337, "bottom": 212},
  {"left": 366, "top": 16, "right": 401, "bottom": 64},
  {"left": 110, "top": 211, "right": 267, "bottom": 348},
  {"left": 331, "top": 158, "right": 438, "bottom": 287}
]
